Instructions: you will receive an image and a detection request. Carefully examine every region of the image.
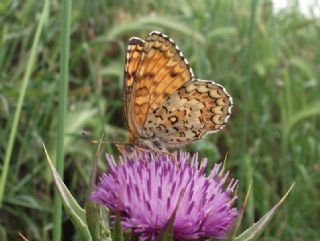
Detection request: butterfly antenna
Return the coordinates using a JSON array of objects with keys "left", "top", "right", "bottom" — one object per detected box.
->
[{"left": 80, "top": 130, "right": 126, "bottom": 145}]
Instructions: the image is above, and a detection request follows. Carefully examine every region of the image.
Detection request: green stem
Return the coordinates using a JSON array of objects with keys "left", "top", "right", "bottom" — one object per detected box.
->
[
  {"left": 0, "top": 0, "right": 49, "bottom": 206},
  {"left": 53, "top": 0, "right": 72, "bottom": 240},
  {"left": 241, "top": 0, "right": 257, "bottom": 155},
  {"left": 241, "top": 0, "right": 257, "bottom": 225}
]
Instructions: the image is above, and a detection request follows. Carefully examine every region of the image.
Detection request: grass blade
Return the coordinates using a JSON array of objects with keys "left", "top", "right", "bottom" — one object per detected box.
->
[
  {"left": 241, "top": 0, "right": 257, "bottom": 156},
  {"left": 53, "top": 0, "right": 72, "bottom": 240},
  {"left": 284, "top": 103, "right": 320, "bottom": 140},
  {"left": 235, "top": 184, "right": 295, "bottom": 241},
  {"left": 0, "top": 0, "right": 49, "bottom": 206},
  {"left": 85, "top": 134, "right": 112, "bottom": 241}
]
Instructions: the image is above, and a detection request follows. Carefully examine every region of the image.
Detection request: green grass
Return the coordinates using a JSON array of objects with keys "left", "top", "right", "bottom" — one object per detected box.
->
[
  {"left": 0, "top": 0, "right": 49, "bottom": 206},
  {"left": 1, "top": 0, "right": 319, "bottom": 240},
  {"left": 53, "top": 0, "right": 71, "bottom": 240}
]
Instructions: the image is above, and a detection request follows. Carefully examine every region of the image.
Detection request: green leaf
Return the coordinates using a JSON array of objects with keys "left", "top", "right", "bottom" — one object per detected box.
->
[
  {"left": 154, "top": 213, "right": 175, "bottom": 241},
  {"left": 46, "top": 108, "right": 97, "bottom": 182},
  {"left": 227, "top": 182, "right": 252, "bottom": 241},
  {"left": 0, "top": 224, "right": 6, "bottom": 241},
  {"left": 43, "top": 143, "right": 92, "bottom": 241},
  {"left": 107, "top": 16, "right": 205, "bottom": 44},
  {"left": 85, "top": 135, "right": 112, "bottom": 241},
  {"left": 235, "top": 184, "right": 295, "bottom": 241},
  {"left": 86, "top": 201, "right": 112, "bottom": 241},
  {"left": 208, "top": 27, "right": 237, "bottom": 39},
  {"left": 284, "top": 103, "right": 320, "bottom": 140},
  {"left": 112, "top": 211, "right": 124, "bottom": 241},
  {"left": 288, "top": 57, "right": 314, "bottom": 80}
]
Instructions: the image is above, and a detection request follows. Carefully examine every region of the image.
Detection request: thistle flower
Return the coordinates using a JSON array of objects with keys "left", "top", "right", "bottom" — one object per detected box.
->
[{"left": 91, "top": 151, "right": 238, "bottom": 241}]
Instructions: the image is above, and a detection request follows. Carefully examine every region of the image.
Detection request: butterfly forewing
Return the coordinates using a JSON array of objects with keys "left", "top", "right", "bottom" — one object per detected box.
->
[{"left": 128, "top": 31, "right": 194, "bottom": 135}]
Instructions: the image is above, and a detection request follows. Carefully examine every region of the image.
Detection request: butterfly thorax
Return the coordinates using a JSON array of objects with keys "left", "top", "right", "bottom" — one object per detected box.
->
[
  {"left": 128, "top": 132, "right": 166, "bottom": 152},
  {"left": 116, "top": 133, "right": 166, "bottom": 157}
]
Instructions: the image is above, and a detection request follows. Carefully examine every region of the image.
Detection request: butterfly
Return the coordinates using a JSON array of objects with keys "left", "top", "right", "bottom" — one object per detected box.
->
[{"left": 118, "top": 31, "right": 233, "bottom": 153}]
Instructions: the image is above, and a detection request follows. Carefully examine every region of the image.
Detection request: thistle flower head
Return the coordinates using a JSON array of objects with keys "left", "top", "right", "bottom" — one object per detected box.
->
[{"left": 91, "top": 151, "right": 238, "bottom": 240}]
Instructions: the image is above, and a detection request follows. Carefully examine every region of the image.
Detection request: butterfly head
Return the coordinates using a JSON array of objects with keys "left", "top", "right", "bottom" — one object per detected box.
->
[{"left": 116, "top": 143, "right": 135, "bottom": 155}]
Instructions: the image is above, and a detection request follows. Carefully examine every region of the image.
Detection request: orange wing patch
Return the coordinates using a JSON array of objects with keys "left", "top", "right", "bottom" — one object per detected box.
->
[{"left": 128, "top": 31, "right": 194, "bottom": 133}]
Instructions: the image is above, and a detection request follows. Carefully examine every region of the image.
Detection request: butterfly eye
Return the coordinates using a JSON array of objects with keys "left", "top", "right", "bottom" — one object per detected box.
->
[{"left": 125, "top": 144, "right": 134, "bottom": 153}]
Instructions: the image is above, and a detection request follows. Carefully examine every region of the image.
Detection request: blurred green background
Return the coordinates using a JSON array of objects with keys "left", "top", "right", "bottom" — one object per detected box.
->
[{"left": 1, "top": 0, "right": 319, "bottom": 240}]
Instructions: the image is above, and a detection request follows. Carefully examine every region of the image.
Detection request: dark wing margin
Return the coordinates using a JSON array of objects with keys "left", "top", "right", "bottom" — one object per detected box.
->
[{"left": 123, "top": 37, "right": 144, "bottom": 131}]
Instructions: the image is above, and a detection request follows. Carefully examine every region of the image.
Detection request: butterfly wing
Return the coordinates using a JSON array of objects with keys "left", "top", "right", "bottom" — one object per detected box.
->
[
  {"left": 143, "top": 80, "right": 233, "bottom": 147},
  {"left": 123, "top": 37, "right": 144, "bottom": 133},
  {"left": 127, "top": 31, "right": 194, "bottom": 137}
]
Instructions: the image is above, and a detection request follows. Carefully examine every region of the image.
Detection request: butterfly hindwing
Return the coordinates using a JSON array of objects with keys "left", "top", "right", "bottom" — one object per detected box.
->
[{"left": 142, "top": 80, "right": 233, "bottom": 146}]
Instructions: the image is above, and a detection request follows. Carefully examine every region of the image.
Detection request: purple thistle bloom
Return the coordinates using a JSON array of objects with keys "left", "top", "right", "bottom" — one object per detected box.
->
[{"left": 91, "top": 151, "right": 238, "bottom": 240}]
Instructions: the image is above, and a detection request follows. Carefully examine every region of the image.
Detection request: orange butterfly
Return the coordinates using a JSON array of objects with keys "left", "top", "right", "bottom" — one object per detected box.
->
[{"left": 119, "top": 31, "right": 233, "bottom": 153}]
